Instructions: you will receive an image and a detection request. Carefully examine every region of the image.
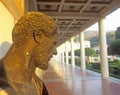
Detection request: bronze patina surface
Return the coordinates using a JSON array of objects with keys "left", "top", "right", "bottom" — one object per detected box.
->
[{"left": 0, "top": 12, "right": 57, "bottom": 95}]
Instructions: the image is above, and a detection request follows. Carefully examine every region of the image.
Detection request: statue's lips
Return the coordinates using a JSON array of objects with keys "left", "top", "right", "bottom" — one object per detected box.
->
[{"left": 48, "top": 55, "right": 53, "bottom": 61}]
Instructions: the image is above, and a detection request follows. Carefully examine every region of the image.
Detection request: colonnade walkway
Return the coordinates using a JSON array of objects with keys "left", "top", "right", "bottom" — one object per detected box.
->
[{"left": 42, "top": 59, "right": 120, "bottom": 95}]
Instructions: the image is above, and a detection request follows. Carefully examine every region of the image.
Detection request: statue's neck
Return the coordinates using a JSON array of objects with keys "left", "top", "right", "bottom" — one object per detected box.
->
[{"left": 2, "top": 46, "right": 36, "bottom": 84}]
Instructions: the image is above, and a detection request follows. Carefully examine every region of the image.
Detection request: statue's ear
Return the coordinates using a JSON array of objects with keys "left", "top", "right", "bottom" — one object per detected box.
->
[{"left": 33, "top": 30, "right": 42, "bottom": 44}]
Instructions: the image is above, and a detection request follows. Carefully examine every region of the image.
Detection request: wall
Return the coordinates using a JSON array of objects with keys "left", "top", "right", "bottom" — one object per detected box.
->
[
  {"left": 0, "top": 1, "right": 15, "bottom": 58},
  {"left": 0, "top": 1, "right": 14, "bottom": 44}
]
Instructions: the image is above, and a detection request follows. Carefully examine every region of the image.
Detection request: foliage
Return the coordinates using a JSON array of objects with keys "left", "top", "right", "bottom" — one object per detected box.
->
[
  {"left": 92, "top": 63, "right": 100, "bottom": 70},
  {"left": 89, "top": 37, "right": 99, "bottom": 47},
  {"left": 108, "top": 39, "right": 120, "bottom": 55},
  {"left": 113, "top": 59, "right": 120, "bottom": 64},
  {"left": 115, "top": 26, "right": 120, "bottom": 40},
  {"left": 106, "top": 31, "right": 115, "bottom": 45},
  {"left": 75, "top": 57, "right": 80, "bottom": 66},
  {"left": 75, "top": 49, "right": 80, "bottom": 56},
  {"left": 85, "top": 48, "right": 95, "bottom": 56},
  {"left": 75, "top": 48, "right": 95, "bottom": 57}
]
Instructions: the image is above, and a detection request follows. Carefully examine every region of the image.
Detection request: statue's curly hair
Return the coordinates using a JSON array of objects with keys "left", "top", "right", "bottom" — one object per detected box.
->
[{"left": 12, "top": 12, "right": 57, "bottom": 45}]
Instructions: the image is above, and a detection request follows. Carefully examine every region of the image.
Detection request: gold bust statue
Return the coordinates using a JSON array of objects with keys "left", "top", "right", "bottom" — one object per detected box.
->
[{"left": 0, "top": 12, "right": 57, "bottom": 95}]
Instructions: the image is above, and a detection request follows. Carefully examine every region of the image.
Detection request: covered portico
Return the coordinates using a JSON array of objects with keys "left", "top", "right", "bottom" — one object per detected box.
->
[
  {"left": 23, "top": 0, "right": 120, "bottom": 78},
  {"left": 0, "top": 0, "right": 120, "bottom": 95}
]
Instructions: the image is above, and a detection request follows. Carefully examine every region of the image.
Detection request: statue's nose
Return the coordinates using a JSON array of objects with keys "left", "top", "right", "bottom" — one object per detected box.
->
[{"left": 53, "top": 49, "right": 57, "bottom": 55}]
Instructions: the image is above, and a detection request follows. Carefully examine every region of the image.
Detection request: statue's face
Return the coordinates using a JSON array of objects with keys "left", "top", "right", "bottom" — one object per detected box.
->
[{"left": 35, "top": 34, "right": 57, "bottom": 70}]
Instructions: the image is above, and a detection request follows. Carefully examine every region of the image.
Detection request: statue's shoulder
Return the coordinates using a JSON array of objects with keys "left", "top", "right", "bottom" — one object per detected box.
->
[
  {"left": 32, "top": 74, "right": 43, "bottom": 88},
  {"left": 0, "top": 88, "right": 9, "bottom": 95},
  {"left": 32, "top": 74, "right": 49, "bottom": 95},
  {"left": 32, "top": 74, "right": 43, "bottom": 95}
]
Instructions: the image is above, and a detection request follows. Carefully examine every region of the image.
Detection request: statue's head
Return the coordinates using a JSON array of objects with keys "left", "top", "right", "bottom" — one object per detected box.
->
[
  {"left": 12, "top": 12, "right": 57, "bottom": 45},
  {"left": 12, "top": 12, "right": 57, "bottom": 70}
]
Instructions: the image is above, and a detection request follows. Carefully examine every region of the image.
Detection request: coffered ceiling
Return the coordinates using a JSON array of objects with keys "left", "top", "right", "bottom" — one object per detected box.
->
[{"left": 29, "top": 0, "right": 120, "bottom": 46}]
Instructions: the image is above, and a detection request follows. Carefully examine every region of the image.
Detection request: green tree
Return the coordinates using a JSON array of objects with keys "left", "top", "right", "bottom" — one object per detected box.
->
[
  {"left": 115, "top": 26, "right": 120, "bottom": 40},
  {"left": 85, "top": 48, "right": 95, "bottom": 64},
  {"left": 85, "top": 48, "right": 95, "bottom": 56},
  {"left": 89, "top": 37, "right": 99, "bottom": 47},
  {"left": 75, "top": 48, "right": 95, "bottom": 63},
  {"left": 75, "top": 48, "right": 95, "bottom": 57},
  {"left": 75, "top": 49, "right": 80, "bottom": 56},
  {"left": 106, "top": 31, "right": 115, "bottom": 45},
  {"left": 108, "top": 39, "right": 120, "bottom": 55}
]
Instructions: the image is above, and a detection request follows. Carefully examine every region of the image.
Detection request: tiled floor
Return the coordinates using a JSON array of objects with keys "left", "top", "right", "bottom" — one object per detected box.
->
[{"left": 42, "top": 59, "right": 120, "bottom": 95}]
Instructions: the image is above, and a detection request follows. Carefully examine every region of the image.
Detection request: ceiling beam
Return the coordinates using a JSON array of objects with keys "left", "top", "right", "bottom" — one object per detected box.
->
[
  {"left": 59, "top": 28, "right": 80, "bottom": 32},
  {"left": 100, "top": 0, "right": 120, "bottom": 17},
  {"left": 45, "top": 12, "right": 100, "bottom": 19},
  {"left": 79, "top": 0, "right": 92, "bottom": 13},
  {"left": 37, "top": 2, "right": 109, "bottom": 6},
  {"left": 58, "top": 0, "right": 65, "bottom": 13}
]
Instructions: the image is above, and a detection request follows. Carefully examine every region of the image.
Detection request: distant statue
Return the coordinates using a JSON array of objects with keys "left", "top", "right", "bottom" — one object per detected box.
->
[{"left": 0, "top": 12, "right": 57, "bottom": 95}]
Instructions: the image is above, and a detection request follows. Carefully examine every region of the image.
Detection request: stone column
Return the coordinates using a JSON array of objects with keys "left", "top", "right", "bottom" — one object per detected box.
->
[
  {"left": 57, "top": 46, "right": 61, "bottom": 64},
  {"left": 24, "top": 0, "right": 29, "bottom": 13},
  {"left": 99, "top": 18, "right": 109, "bottom": 78},
  {"left": 65, "top": 41, "right": 69, "bottom": 65},
  {"left": 80, "top": 32, "right": 86, "bottom": 70},
  {"left": 71, "top": 37, "right": 75, "bottom": 67},
  {"left": 62, "top": 44, "right": 65, "bottom": 64}
]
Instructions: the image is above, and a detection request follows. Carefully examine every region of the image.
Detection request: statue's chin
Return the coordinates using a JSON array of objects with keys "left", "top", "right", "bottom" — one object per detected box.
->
[
  {"left": 37, "top": 63, "right": 48, "bottom": 70},
  {"left": 40, "top": 66, "right": 48, "bottom": 70},
  {"left": 35, "top": 58, "right": 49, "bottom": 70}
]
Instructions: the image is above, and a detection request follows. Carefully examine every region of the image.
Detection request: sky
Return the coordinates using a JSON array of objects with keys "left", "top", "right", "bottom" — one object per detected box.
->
[{"left": 86, "top": 8, "right": 120, "bottom": 32}]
